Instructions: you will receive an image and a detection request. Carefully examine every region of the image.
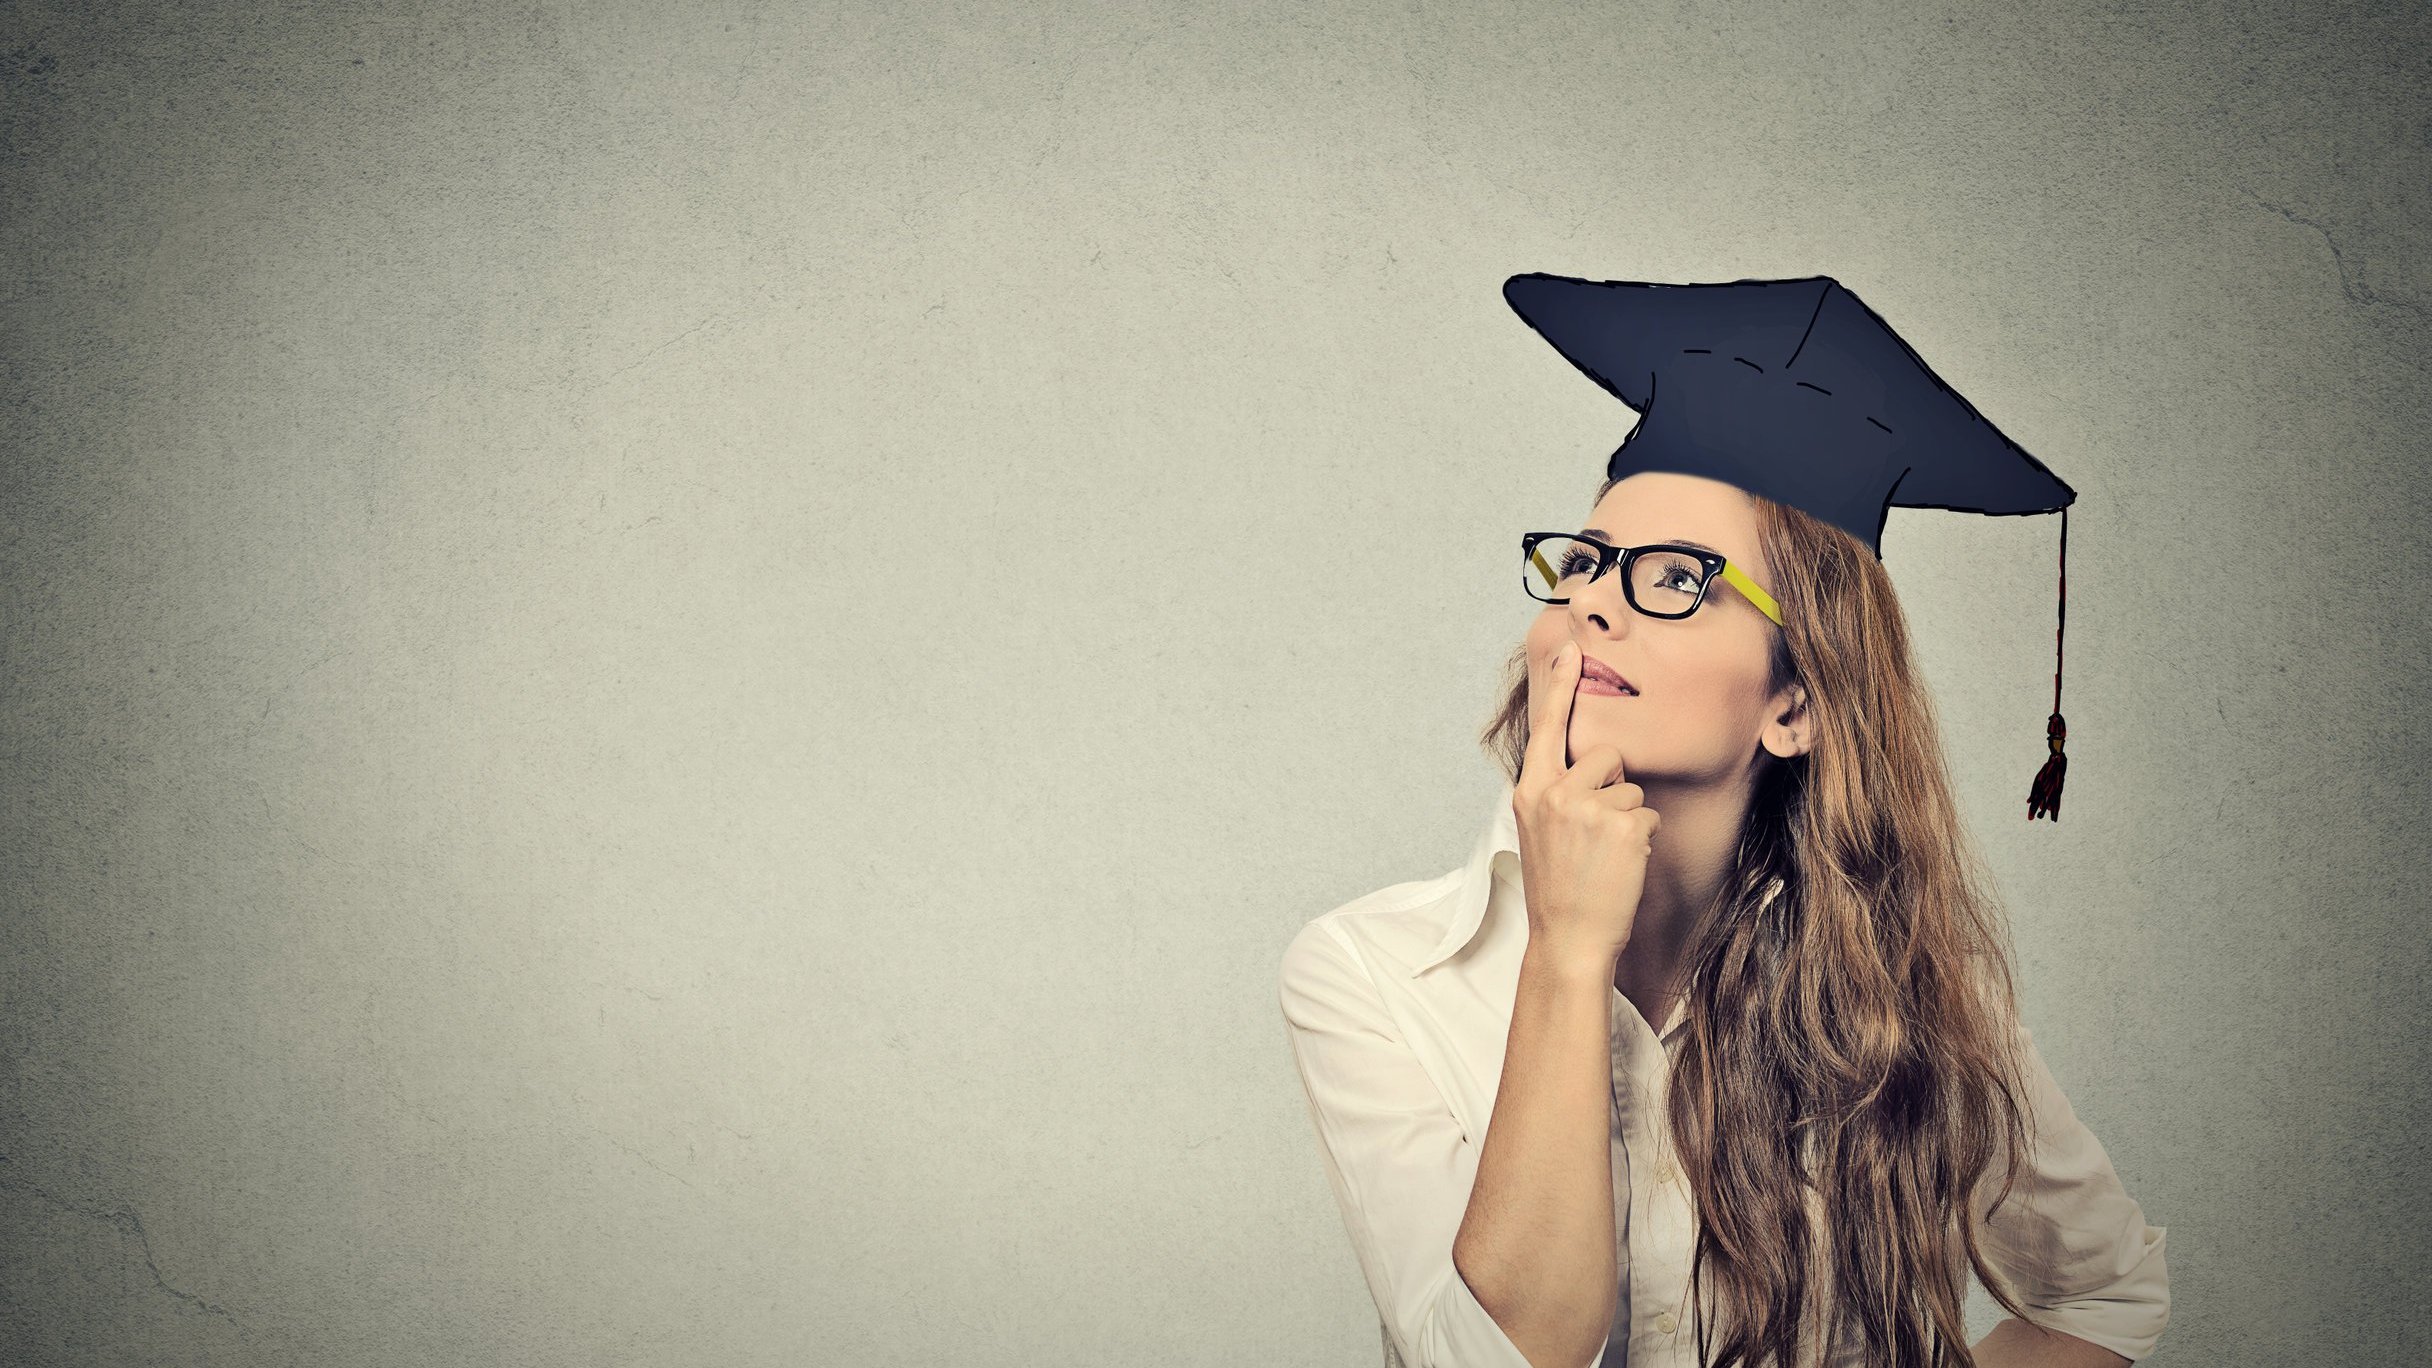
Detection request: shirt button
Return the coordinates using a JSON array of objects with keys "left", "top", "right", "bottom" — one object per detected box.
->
[
  {"left": 1653, "top": 1161, "right": 1675, "bottom": 1184},
  {"left": 1656, "top": 1312, "right": 1677, "bottom": 1334}
]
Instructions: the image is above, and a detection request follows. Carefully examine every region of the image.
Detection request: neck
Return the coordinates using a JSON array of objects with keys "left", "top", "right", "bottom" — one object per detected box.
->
[{"left": 1609, "top": 765, "right": 1758, "bottom": 1016}]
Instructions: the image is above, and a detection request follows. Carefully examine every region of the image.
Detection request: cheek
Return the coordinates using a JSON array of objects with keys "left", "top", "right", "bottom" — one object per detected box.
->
[
  {"left": 1525, "top": 613, "right": 1566, "bottom": 664},
  {"left": 1644, "top": 646, "right": 1774, "bottom": 729}
]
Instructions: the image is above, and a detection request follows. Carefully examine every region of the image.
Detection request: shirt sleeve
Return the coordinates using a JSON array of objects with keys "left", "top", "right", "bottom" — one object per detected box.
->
[
  {"left": 1974, "top": 1019, "right": 2172, "bottom": 1362},
  {"left": 1279, "top": 919, "right": 1609, "bottom": 1368}
]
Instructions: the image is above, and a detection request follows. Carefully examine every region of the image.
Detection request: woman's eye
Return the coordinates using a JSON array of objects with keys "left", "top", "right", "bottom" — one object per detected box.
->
[
  {"left": 1657, "top": 567, "right": 1700, "bottom": 592},
  {"left": 1558, "top": 550, "right": 1597, "bottom": 575}
]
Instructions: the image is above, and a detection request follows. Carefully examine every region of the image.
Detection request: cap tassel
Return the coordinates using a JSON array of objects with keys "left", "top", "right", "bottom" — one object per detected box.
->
[{"left": 2027, "top": 506, "right": 2068, "bottom": 821}]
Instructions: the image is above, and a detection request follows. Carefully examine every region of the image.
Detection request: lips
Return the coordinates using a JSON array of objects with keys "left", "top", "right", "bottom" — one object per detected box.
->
[{"left": 1578, "top": 653, "right": 1637, "bottom": 695}]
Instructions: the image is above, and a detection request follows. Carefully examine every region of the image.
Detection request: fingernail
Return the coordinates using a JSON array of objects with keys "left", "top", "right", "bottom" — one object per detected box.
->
[{"left": 1559, "top": 642, "right": 1576, "bottom": 664}]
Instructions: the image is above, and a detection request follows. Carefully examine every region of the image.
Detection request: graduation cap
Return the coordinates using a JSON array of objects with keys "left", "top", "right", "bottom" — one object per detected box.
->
[{"left": 1502, "top": 272, "right": 2075, "bottom": 821}]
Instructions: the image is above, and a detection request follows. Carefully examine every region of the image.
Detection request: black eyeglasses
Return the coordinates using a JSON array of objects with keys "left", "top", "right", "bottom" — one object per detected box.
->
[{"left": 1521, "top": 533, "right": 1785, "bottom": 625}]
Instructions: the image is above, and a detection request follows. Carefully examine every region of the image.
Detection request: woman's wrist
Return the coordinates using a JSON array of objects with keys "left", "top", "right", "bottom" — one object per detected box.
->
[{"left": 1518, "top": 938, "right": 1620, "bottom": 992}]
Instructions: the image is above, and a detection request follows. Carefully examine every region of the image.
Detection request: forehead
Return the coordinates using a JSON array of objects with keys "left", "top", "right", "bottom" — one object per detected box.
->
[{"left": 1583, "top": 472, "right": 1766, "bottom": 569}]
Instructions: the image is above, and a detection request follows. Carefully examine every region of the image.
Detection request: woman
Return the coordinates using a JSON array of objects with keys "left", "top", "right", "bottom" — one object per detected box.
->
[{"left": 1278, "top": 275, "right": 2169, "bottom": 1368}]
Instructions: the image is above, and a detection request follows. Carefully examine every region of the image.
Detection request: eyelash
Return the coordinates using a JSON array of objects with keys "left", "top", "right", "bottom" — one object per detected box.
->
[{"left": 1556, "top": 550, "right": 1702, "bottom": 592}]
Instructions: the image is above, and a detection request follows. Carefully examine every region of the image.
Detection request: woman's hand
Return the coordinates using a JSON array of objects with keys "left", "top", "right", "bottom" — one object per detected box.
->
[{"left": 1514, "top": 640, "right": 1661, "bottom": 974}]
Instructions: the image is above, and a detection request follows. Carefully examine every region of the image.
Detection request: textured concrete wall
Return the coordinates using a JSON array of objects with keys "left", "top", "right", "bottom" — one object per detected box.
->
[{"left": 4, "top": 2, "right": 2425, "bottom": 1364}]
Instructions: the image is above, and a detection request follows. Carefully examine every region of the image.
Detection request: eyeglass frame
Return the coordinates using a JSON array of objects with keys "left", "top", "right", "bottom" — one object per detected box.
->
[{"left": 1520, "top": 532, "right": 1786, "bottom": 627}]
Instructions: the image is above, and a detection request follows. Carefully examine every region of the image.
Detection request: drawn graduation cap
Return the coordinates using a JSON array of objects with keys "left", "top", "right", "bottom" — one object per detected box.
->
[{"left": 1502, "top": 272, "right": 2076, "bottom": 821}]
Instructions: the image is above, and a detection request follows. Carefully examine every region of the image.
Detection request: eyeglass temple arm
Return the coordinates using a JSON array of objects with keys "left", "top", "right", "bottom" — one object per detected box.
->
[
  {"left": 1719, "top": 560, "right": 1784, "bottom": 627},
  {"left": 1527, "top": 545, "right": 1560, "bottom": 590}
]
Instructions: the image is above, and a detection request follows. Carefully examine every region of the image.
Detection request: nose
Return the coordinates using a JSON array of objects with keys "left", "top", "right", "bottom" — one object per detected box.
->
[{"left": 1570, "top": 556, "right": 1636, "bottom": 635}]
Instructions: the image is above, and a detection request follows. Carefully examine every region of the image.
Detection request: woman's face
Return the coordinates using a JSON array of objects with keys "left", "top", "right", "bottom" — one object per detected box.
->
[{"left": 1524, "top": 471, "right": 1808, "bottom": 783}]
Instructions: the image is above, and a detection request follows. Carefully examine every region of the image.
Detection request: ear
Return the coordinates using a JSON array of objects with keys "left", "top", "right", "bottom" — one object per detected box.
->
[{"left": 1761, "top": 682, "right": 1813, "bottom": 760}]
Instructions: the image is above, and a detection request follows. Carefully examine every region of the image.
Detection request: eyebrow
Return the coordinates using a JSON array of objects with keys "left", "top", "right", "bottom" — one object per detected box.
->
[{"left": 1579, "top": 528, "right": 1728, "bottom": 557}]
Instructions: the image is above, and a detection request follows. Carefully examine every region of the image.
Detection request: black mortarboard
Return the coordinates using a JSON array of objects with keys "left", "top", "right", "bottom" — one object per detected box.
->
[{"left": 1503, "top": 272, "right": 2075, "bottom": 821}]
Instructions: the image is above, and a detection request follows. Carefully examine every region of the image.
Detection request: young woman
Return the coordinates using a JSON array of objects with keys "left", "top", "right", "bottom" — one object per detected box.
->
[{"left": 1279, "top": 276, "right": 2169, "bottom": 1368}]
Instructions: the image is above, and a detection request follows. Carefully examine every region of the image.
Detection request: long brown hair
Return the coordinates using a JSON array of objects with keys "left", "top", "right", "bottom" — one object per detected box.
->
[{"left": 1479, "top": 478, "right": 2046, "bottom": 1368}]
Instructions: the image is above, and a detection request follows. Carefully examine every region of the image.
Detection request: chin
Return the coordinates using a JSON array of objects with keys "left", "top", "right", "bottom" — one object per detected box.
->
[{"left": 1566, "top": 726, "right": 1638, "bottom": 764}]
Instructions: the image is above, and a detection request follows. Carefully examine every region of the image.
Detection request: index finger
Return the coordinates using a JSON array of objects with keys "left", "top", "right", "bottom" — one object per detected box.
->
[{"left": 1526, "top": 641, "right": 1580, "bottom": 779}]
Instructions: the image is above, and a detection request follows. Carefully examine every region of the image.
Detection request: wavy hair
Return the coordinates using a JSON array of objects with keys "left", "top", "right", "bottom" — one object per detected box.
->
[{"left": 1478, "top": 477, "right": 2046, "bottom": 1368}]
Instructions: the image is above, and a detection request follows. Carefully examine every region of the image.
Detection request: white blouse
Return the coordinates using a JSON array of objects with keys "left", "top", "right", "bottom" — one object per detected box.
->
[{"left": 1278, "top": 782, "right": 2170, "bottom": 1368}]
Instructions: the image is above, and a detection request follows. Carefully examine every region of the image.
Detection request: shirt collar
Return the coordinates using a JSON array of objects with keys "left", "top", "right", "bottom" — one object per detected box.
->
[{"left": 1412, "top": 782, "right": 1521, "bottom": 976}]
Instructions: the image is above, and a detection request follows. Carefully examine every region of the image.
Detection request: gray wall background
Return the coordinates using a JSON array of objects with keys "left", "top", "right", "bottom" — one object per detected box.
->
[{"left": 4, "top": 1, "right": 2426, "bottom": 1364}]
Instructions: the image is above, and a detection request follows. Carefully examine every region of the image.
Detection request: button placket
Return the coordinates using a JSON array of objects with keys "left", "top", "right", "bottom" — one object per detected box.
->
[{"left": 1613, "top": 983, "right": 1696, "bottom": 1360}]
